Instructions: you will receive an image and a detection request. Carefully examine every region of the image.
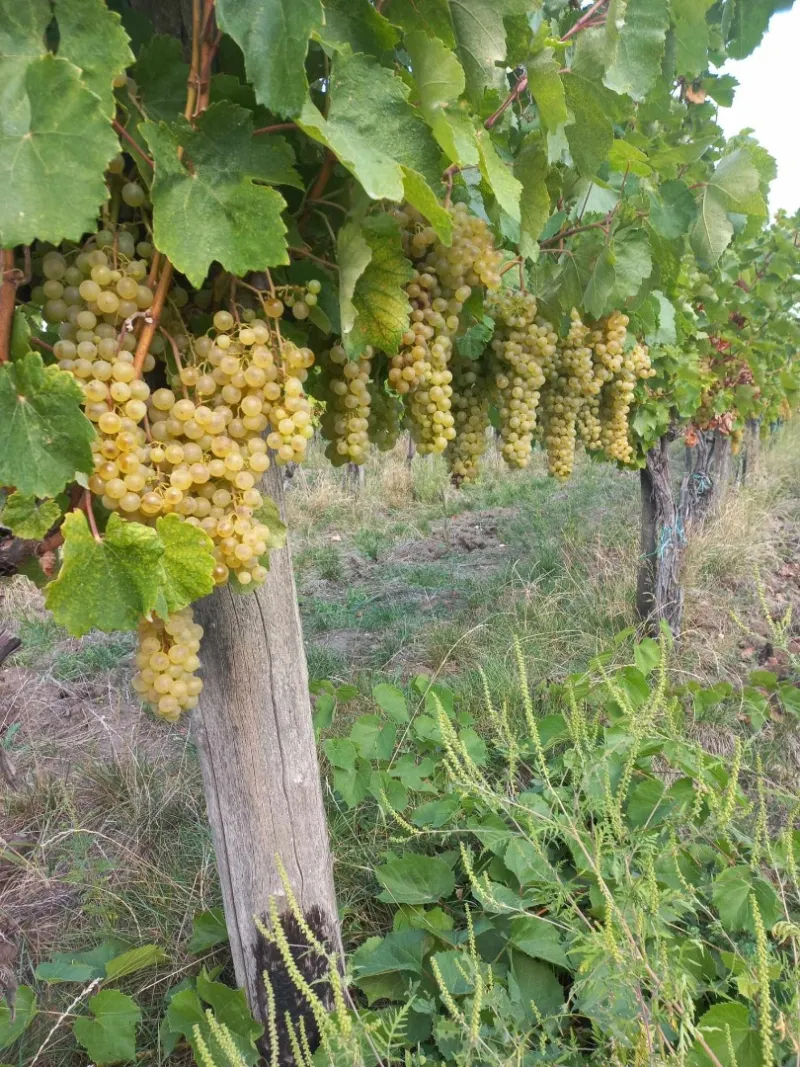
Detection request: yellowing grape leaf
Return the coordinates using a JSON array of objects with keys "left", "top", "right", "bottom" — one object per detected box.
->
[
  {"left": 153, "top": 514, "right": 216, "bottom": 619},
  {"left": 342, "top": 215, "right": 414, "bottom": 358},
  {"left": 0, "top": 493, "right": 61, "bottom": 540},
  {"left": 143, "top": 102, "right": 289, "bottom": 288},
  {"left": 0, "top": 352, "right": 95, "bottom": 498},
  {"left": 0, "top": 54, "right": 118, "bottom": 246},
  {"left": 45, "top": 511, "right": 164, "bottom": 637}
]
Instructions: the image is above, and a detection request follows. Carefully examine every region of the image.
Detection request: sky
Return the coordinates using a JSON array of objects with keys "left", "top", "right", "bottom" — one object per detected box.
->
[{"left": 717, "top": 3, "right": 800, "bottom": 215}]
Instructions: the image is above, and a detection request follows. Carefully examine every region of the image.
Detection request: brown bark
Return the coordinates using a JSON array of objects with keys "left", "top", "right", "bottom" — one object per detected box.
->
[
  {"left": 637, "top": 438, "right": 685, "bottom": 635},
  {"left": 192, "top": 464, "right": 340, "bottom": 1062}
]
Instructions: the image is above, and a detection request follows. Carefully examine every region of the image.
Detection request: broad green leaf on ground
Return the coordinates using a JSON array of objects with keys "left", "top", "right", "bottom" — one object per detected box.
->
[
  {"left": 0, "top": 55, "right": 118, "bottom": 246},
  {"left": 526, "top": 49, "right": 567, "bottom": 132},
  {"left": 405, "top": 30, "right": 478, "bottom": 167},
  {"left": 45, "top": 511, "right": 163, "bottom": 637},
  {"left": 691, "top": 151, "right": 764, "bottom": 269},
  {"left": 0, "top": 493, "right": 60, "bottom": 539},
  {"left": 343, "top": 215, "right": 414, "bottom": 358},
  {"left": 104, "top": 944, "right": 168, "bottom": 981},
  {"left": 73, "top": 990, "right": 140, "bottom": 1063},
  {"left": 298, "top": 52, "right": 443, "bottom": 209},
  {"left": 133, "top": 35, "right": 188, "bottom": 121},
  {"left": 508, "top": 953, "right": 565, "bottom": 1019},
  {"left": 352, "top": 930, "right": 426, "bottom": 979},
  {"left": 0, "top": 985, "right": 36, "bottom": 1047},
  {"left": 196, "top": 971, "right": 264, "bottom": 1058},
  {"left": 54, "top": 0, "right": 133, "bottom": 117},
  {"left": 611, "top": 229, "right": 653, "bottom": 305},
  {"left": 189, "top": 908, "right": 228, "bottom": 953},
  {"left": 35, "top": 942, "right": 125, "bottom": 983},
  {"left": 372, "top": 682, "right": 409, "bottom": 722},
  {"left": 318, "top": 0, "right": 400, "bottom": 56},
  {"left": 510, "top": 916, "right": 570, "bottom": 968},
  {"left": 603, "top": 0, "right": 670, "bottom": 101},
  {"left": 142, "top": 102, "right": 289, "bottom": 288},
  {"left": 711, "top": 865, "right": 781, "bottom": 934},
  {"left": 376, "top": 853, "right": 456, "bottom": 904},
  {"left": 671, "top": 0, "right": 714, "bottom": 79},
  {"left": 476, "top": 130, "right": 522, "bottom": 221},
  {"left": 216, "top": 0, "right": 322, "bottom": 118},
  {"left": 649, "top": 180, "right": 696, "bottom": 239},
  {"left": 153, "top": 514, "right": 215, "bottom": 619},
  {"left": 516, "top": 137, "right": 550, "bottom": 256},
  {"left": 0, "top": 353, "right": 94, "bottom": 498},
  {"left": 562, "top": 74, "right": 614, "bottom": 178},
  {"left": 688, "top": 1003, "right": 761, "bottom": 1067}
]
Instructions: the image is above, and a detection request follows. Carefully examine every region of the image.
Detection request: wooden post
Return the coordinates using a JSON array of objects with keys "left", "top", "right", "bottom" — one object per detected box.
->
[{"left": 193, "top": 464, "right": 340, "bottom": 1061}]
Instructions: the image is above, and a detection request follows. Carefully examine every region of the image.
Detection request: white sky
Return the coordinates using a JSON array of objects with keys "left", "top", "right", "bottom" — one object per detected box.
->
[{"left": 717, "top": 4, "right": 800, "bottom": 214}]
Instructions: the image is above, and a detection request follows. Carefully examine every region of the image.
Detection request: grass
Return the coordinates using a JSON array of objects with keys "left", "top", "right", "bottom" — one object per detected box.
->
[{"left": 1, "top": 427, "right": 799, "bottom": 1062}]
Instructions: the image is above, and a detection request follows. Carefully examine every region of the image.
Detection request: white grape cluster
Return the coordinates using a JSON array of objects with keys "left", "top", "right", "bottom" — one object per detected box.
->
[
  {"left": 368, "top": 370, "right": 404, "bottom": 453},
  {"left": 320, "top": 344, "right": 373, "bottom": 465},
  {"left": 447, "top": 357, "right": 490, "bottom": 483},
  {"left": 392, "top": 203, "right": 503, "bottom": 454},
  {"left": 488, "top": 290, "right": 554, "bottom": 469},
  {"left": 132, "top": 608, "right": 204, "bottom": 721}
]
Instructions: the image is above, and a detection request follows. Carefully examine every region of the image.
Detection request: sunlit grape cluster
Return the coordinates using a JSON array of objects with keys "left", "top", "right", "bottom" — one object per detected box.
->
[
  {"left": 391, "top": 203, "right": 503, "bottom": 454},
  {"left": 132, "top": 608, "right": 204, "bottom": 721},
  {"left": 447, "top": 357, "right": 490, "bottom": 483},
  {"left": 488, "top": 290, "right": 552, "bottom": 469},
  {"left": 368, "top": 368, "right": 404, "bottom": 453},
  {"left": 320, "top": 345, "right": 373, "bottom": 465}
]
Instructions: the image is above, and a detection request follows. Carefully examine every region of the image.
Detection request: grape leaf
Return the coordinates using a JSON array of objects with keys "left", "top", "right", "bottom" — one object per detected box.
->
[
  {"left": 297, "top": 51, "right": 442, "bottom": 207},
  {"left": 562, "top": 74, "right": 614, "bottom": 178},
  {"left": 671, "top": 0, "right": 714, "bottom": 79},
  {"left": 142, "top": 102, "right": 289, "bottom": 288},
  {"left": 216, "top": 0, "right": 323, "bottom": 118},
  {"left": 604, "top": 0, "right": 670, "bottom": 102},
  {"left": 133, "top": 35, "right": 188, "bottom": 122},
  {"left": 0, "top": 55, "right": 118, "bottom": 246},
  {"left": 0, "top": 352, "right": 95, "bottom": 498},
  {"left": 248, "top": 135, "right": 304, "bottom": 190},
  {"left": 337, "top": 222, "right": 373, "bottom": 340},
  {"left": 401, "top": 169, "right": 454, "bottom": 244},
  {"left": 526, "top": 49, "right": 568, "bottom": 133},
  {"left": 0, "top": 493, "right": 61, "bottom": 540},
  {"left": 515, "top": 137, "right": 550, "bottom": 257},
  {"left": 0, "top": 985, "right": 36, "bottom": 1046},
  {"left": 405, "top": 30, "right": 478, "bottom": 168},
  {"left": 583, "top": 247, "right": 616, "bottom": 319},
  {"left": 725, "top": 0, "right": 788, "bottom": 60},
  {"left": 45, "top": 511, "right": 164, "bottom": 637},
  {"left": 689, "top": 1003, "right": 761, "bottom": 1067},
  {"left": 55, "top": 0, "right": 134, "bottom": 118},
  {"left": 607, "top": 139, "right": 651, "bottom": 176},
  {"left": 691, "top": 151, "right": 764, "bottom": 269},
  {"left": 153, "top": 514, "right": 216, "bottom": 619},
  {"left": 0, "top": 0, "right": 50, "bottom": 56},
  {"left": 318, "top": 0, "right": 400, "bottom": 56},
  {"left": 649, "top": 180, "right": 696, "bottom": 239},
  {"left": 611, "top": 229, "right": 652, "bottom": 305},
  {"left": 476, "top": 130, "right": 522, "bottom": 222},
  {"left": 341, "top": 215, "right": 413, "bottom": 358},
  {"left": 445, "top": 0, "right": 530, "bottom": 104},
  {"left": 73, "top": 990, "right": 140, "bottom": 1064}
]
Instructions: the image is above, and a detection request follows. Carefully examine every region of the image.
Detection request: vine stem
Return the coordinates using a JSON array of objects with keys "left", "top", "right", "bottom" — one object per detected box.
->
[
  {"left": 253, "top": 122, "right": 298, "bottom": 136},
  {"left": 133, "top": 262, "right": 174, "bottom": 377},
  {"left": 160, "top": 327, "right": 190, "bottom": 398},
  {"left": 83, "top": 491, "right": 102, "bottom": 543},
  {"left": 561, "top": 0, "right": 608, "bottom": 41},
  {"left": 0, "top": 249, "right": 19, "bottom": 365},
  {"left": 111, "top": 119, "right": 154, "bottom": 169},
  {"left": 288, "top": 246, "right": 338, "bottom": 270}
]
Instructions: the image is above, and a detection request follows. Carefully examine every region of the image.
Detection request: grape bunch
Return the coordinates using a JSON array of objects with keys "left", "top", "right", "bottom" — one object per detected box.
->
[
  {"left": 447, "top": 356, "right": 490, "bottom": 483},
  {"left": 319, "top": 344, "right": 373, "bottom": 465},
  {"left": 132, "top": 608, "right": 204, "bottom": 721},
  {"left": 368, "top": 367, "right": 404, "bottom": 453}
]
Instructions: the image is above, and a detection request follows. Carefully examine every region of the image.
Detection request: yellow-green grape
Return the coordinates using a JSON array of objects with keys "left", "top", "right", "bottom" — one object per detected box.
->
[
  {"left": 488, "top": 289, "right": 551, "bottom": 469},
  {"left": 322, "top": 344, "right": 373, "bottom": 465},
  {"left": 537, "top": 309, "right": 590, "bottom": 480},
  {"left": 133, "top": 608, "right": 204, "bottom": 720},
  {"left": 447, "top": 357, "right": 489, "bottom": 482},
  {"left": 367, "top": 373, "right": 404, "bottom": 452}
]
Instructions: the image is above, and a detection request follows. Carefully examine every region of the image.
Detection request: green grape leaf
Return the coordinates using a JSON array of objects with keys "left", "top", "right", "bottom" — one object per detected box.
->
[
  {"left": 73, "top": 990, "right": 140, "bottom": 1063},
  {"left": 607, "top": 139, "right": 651, "bottom": 177},
  {"left": 104, "top": 944, "right": 168, "bottom": 981},
  {"left": 142, "top": 102, "right": 289, "bottom": 288},
  {"left": 188, "top": 908, "right": 228, "bottom": 953},
  {"left": 603, "top": 0, "right": 670, "bottom": 102},
  {"left": 725, "top": 0, "right": 786, "bottom": 60},
  {"left": 341, "top": 215, "right": 413, "bottom": 359},
  {"left": 690, "top": 151, "right": 765, "bottom": 269},
  {"left": 253, "top": 496, "right": 287, "bottom": 551},
  {"left": 405, "top": 30, "right": 478, "bottom": 169},
  {"left": 153, "top": 514, "right": 216, "bottom": 620},
  {"left": 0, "top": 493, "right": 61, "bottom": 540},
  {"left": 671, "top": 0, "right": 714, "bottom": 79},
  {"left": 54, "top": 0, "right": 133, "bottom": 118},
  {"left": 444, "top": 0, "right": 530, "bottom": 104},
  {"left": 649, "top": 180, "right": 696, "bottom": 239},
  {"left": 562, "top": 74, "right": 614, "bottom": 178},
  {"left": 401, "top": 169, "right": 454, "bottom": 244},
  {"left": 216, "top": 0, "right": 323, "bottom": 118},
  {"left": 337, "top": 222, "right": 373, "bottom": 340},
  {"left": 515, "top": 137, "right": 550, "bottom": 257},
  {"left": 318, "top": 0, "right": 400, "bottom": 56},
  {"left": 583, "top": 247, "right": 616, "bottom": 319},
  {"left": 456, "top": 315, "right": 494, "bottom": 359},
  {"left": 375, "top": 853, "right": 456, "bottom": 904},
  {"left": 689, "top": 1003, "right": 761, "bottom": 1067},
  {"left": 476, "top": 130, "right": 521, "bottom": 222},
  {"left": 0, "top": 55, "right": 118, "bottom": 246},
  {"left": 0, "top": 985, "right": 36, "bottom": 1047},
  {"left": 297, "top": 51, "right": 443, "bottom": 206},
  {"left": 0, "top": 352, "right": 95, "bottom": 498},
  {"left": 0, "top": 1, "right": 50, "bottom": 55},
  {"left": 133, "top": 35, "right": 189, "bottom": 122},
  {"left": 45, "top": 511, "right": 164, "bottom": 637},
  {"left": 248, "top": 135, "right": 304, "bottom": 190},
  {"left": 526, "top": 49, "right": 567, "bottom": 133},
  {"left": 711, "top": 866, "right": 781, "bottom": 934},
  {"left": 611, "top": 229, "right": 652, "bottom": 305},
  {"left": 384, "top": 0, "right": 456, "bottom": 47}
]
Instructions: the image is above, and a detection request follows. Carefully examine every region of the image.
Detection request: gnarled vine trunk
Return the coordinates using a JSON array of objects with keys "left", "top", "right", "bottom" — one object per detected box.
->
[
  {"left": 637, "top": 438, "right": 685, "bottom": 635},
  {"left": 193, "top": 464, "right": 340, "bottom": 1060}
]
